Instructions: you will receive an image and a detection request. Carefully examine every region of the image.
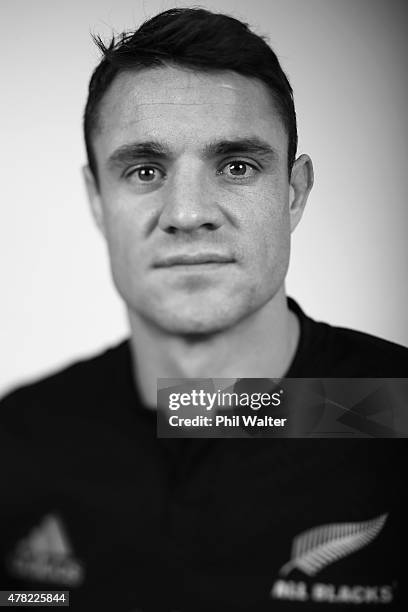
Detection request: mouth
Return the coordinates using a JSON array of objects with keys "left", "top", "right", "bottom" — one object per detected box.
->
[{"left": 154, "top": 253, "right": 235, "bottom": 268}]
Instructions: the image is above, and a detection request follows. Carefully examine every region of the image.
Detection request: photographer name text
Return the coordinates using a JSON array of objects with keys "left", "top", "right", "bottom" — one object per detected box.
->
[{"left": 168, "top": 414, "right": 287, "bottom": 428}]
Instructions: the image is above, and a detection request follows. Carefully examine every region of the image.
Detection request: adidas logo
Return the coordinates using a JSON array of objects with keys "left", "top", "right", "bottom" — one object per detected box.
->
[{"left": 7, "top": 514, "right": 84, "bottom": 586}]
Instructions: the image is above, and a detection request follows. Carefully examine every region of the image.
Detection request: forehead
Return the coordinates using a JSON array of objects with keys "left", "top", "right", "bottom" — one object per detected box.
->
[{"left": 94, "top": 65, "right": 287, "bottom": 157}]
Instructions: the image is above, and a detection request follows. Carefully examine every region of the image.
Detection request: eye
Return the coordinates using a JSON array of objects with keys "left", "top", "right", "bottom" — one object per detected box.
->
[
  {"left": 217, "top": 160, "right": 259, "bottom": 181},
  {"left": 126, "top": 165, "right": 165, "bottom": 183}
]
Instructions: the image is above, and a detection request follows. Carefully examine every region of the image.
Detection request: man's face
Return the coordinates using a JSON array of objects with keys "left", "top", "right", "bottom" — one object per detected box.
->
[{"left": 87, "top": 65, "right": 309, "bottom": 335}]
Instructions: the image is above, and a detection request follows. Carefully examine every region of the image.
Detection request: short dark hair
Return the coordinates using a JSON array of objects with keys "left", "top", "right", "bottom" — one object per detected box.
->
[{"left": 84, "top": 7, "right": 297, "bottom": 182}]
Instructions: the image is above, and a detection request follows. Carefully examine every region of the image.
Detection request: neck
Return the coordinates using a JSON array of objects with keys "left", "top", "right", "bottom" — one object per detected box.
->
[{"left": 128, "top": 287, "right": 299, "bottom": 409}]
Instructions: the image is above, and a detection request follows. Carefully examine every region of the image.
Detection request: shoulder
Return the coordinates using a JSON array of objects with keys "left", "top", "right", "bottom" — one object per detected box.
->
[
  {"left": 0, "top": 340, "right": 130, "bottom": 430},
  {"left": 289, "top": 298, "right": 408, "bottom": 376},
  {"left": 323, "top": 324, "right": 408, "bottom": 376}
]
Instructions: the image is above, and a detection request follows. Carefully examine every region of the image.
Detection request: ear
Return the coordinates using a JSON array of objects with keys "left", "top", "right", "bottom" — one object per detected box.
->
[
  {"left": 288, "top": 154, "right": 314, "bottom": 233},
  {"left": 82, "top": 165, "right": 106, "bottom": 237}
]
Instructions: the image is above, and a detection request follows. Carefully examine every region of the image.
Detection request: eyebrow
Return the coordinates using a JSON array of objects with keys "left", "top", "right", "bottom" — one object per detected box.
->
[
  {"left": 107, "top": 141, "right": 172, "bottom": 170},
  {"left": 106, "top": 137, "right": 278, "bottom": 171},
  {"left": 203, "top": 138, "right": 278, "bottom": 162}
]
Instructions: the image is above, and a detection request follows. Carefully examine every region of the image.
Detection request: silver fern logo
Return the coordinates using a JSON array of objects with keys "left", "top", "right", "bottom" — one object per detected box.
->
[{"left": 280, "top": 513, "right": 388, "bottom": 577}]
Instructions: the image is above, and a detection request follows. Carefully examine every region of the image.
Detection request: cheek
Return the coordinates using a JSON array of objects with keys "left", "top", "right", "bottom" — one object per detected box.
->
[
  {"left": 240, "top": 184, "right": 291, "bottom": 269},
  {"left": 256, "top": 217, "right": 291, "bottom": 282},
  {"left": 102, "top": 216, "right": 143, "bottom": 287},
  {"left": 101, "top": 195, "right": 149, "bottom": 265}
]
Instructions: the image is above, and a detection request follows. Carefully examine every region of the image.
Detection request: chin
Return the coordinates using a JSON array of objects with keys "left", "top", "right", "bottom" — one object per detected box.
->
[
  {"left": 142, "top": 300, "right": 245, "bottom": 337},
  {"left": 124, "top": 281, "right": 270, "bottom": 337},
  {"left": 160, "top": 311, "right": 235, "bottom": 336}
]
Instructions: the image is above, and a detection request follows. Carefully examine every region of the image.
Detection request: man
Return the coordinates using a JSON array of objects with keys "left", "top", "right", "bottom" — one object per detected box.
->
[{"left": 1, "top": 8, "right": 407, "bottom": 611}]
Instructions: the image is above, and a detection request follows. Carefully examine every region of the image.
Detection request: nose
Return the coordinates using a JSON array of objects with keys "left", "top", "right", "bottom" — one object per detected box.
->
[{"left": 157, "top": 161, "right": 225, "bottom": 234}]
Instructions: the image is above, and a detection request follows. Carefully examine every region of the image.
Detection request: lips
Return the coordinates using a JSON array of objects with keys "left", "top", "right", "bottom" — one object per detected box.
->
[{"left": 154, "top": 253, "right": 235, "bottom": 267}]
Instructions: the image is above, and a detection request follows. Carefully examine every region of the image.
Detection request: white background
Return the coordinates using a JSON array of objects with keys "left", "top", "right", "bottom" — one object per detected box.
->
[{"left": 1, "top": 0, "right": 407, "bottom": 395}]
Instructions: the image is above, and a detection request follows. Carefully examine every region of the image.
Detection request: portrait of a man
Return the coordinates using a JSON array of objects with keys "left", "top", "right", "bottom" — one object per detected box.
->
[{"left": 1, "top": 4, "right": 407, "bottom": 611}]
